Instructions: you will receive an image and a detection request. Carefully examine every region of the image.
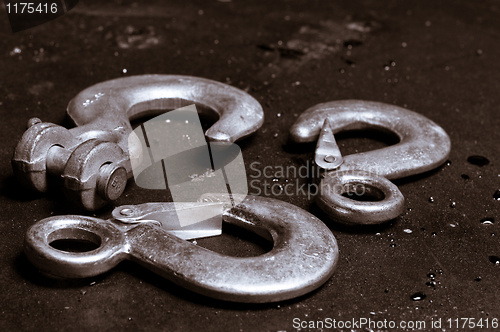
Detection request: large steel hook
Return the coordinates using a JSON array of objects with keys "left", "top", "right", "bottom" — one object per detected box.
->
[
  {"left": 24, "top": 195, "right": 339, "bottom": 303},
  {"left": 12, "top": 75, "right": 264, "bottom": 210},
  {"left": 290, "top": 100, "right": 451, "bottom": 224}
]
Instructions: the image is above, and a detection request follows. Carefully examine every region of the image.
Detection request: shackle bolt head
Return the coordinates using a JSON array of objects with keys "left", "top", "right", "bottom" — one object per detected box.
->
[{"left": 97, "top": 163, "right": 128, "bottom": 202}]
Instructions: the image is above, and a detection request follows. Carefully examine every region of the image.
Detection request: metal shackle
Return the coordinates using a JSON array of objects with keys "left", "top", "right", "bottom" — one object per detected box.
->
[
  {"left": 24, "top": 195, "right": 339, "bottom": 303},
  {"left": 12, "top": 75, "right": 264, "bottom": 210},
  {"left": 290, "top": 100, "right": 451, "bottom": 224}
]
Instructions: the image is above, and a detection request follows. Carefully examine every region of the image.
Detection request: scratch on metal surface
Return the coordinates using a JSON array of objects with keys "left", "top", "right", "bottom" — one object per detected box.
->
[{"left": 302, "top": 253, "right": 319, "bottom": 259}]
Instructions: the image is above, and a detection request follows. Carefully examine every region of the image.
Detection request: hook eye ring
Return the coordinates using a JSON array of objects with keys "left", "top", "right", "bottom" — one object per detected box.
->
[
  {"left": 317, "top": 170, "right": 404, "bottom": 225},
  {"left": 24, "top": 216, "right": 127, "bottom": 278}
]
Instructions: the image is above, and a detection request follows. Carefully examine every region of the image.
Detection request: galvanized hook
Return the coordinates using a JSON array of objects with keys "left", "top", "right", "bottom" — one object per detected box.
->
[
  {"left": 12, "top": 75, "right": 264, "bottom": 210},
  {"left": 24, "top": 195, "right": 339, "bottom": 303},
  {"left": 290, "top": 100, "right": 451, "bottom": 224}
]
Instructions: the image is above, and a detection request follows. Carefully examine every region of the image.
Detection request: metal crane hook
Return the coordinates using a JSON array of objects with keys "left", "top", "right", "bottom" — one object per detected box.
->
[
  {"left": 24, "top": 195, "right": 339, "bottom": 303},
  {"left": 290, "top": 100, "right": 451, "bottom": 225},
  {"left": 12, "top": 75, "right": 264, "bottom": 210}
]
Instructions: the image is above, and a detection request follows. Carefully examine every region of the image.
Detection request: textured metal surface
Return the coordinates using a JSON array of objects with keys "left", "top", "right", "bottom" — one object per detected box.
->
[
  {"left": 1, "top": 0, "right": 500, "bottom": 331},
  {"left": 24, "top": 196, "right": 339, "bottom": 303}
]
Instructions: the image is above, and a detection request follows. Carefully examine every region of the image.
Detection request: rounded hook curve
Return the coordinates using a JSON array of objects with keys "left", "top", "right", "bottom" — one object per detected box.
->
[
  {"left": 290, "top": 100, "right": 451, "bottom": 179},
  {"left": 68, "top": 74, "right": 264, "bottom": 149}
]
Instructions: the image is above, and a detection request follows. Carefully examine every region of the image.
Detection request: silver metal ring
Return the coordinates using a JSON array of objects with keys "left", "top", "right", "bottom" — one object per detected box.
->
[{"left": 316, "top": 170, "right": 405, "bottom": 225}]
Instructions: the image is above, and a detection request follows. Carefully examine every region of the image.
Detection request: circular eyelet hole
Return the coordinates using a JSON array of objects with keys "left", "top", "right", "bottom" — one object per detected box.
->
[
  {"left": 48, "top": 228, "right": 101, "bottom": 253},
  {"left": 341, "top": 182, "right": 386, "bottom": 202}
]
